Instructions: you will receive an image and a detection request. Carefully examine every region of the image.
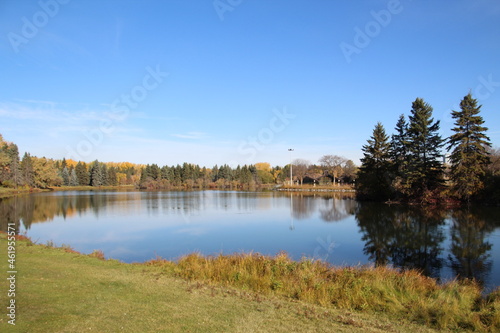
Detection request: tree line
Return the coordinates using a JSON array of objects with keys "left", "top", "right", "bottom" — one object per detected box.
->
[
  {"left": 356, "top": 93, "right": 500, "bottom": 204},
  {"left": 0, "top": 138, "right": 143, "bottom": 190},
  {"left": 0, "top": 132, "right": 357, "bottom": 191}
]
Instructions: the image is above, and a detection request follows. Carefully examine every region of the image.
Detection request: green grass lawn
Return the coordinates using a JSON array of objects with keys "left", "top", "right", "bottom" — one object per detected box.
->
[{"left": 0, "top": 235, "right": 497, "bottom": 332}]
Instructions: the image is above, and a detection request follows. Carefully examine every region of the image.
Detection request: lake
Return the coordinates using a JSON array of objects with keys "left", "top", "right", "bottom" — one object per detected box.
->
[{"left": 2, "top": 190, "right": 499, "bottom": 292}]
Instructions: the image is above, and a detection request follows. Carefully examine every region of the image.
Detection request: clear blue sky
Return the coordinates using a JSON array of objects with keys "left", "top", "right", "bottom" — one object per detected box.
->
[{"left": 1, "top": 0, "right": 499, "bottom": 167}]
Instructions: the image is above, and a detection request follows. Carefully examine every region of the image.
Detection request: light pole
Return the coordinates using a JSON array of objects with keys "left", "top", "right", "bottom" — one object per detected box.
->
[{"left": 288, "top": 148, "right": 294, "bottom": 186}]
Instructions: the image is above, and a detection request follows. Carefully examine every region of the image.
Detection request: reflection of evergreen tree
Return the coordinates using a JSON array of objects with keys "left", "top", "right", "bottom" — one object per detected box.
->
[
  {"left": 356, "top": 204, "right": 446, "bottom": 278},
  {"left": 355, "top": 202, "right": 397, "bottom": 266},
  {"left": 448, "top": 208, "right": 493, "bottom": 286},
  {"left": 0, "top": 197, "right": 21, "bottom": 234},
  {"left": 389, "top": 208, "right": 446, "bottom": 279}
]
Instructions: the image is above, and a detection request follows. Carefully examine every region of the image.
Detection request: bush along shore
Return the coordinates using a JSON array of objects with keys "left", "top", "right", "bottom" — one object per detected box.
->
[{"left": 4, "top": 233, "right": 498, "bottom": 332}]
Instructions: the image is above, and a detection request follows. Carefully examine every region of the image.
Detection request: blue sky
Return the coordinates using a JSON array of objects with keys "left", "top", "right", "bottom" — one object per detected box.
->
[{"left": 1, "top": 0, "right": 499, "bottom": 167}]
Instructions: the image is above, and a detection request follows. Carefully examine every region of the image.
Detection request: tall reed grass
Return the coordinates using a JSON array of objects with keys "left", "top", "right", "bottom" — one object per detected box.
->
[{"left": 146, "top": 251, "right": 499, "bottom": 332}]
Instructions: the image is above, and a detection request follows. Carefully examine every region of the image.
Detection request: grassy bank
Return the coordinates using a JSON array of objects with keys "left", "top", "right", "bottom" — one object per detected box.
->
[
  {"left": 170, "top": 253, "right": 500, "bottom": 331},
  {"left": 0, "top": 187, "right": 47, "bottom": 199},
  {"left": 0, "top": 185, "right": 137, "bottom": 199},
  {"left": 279, "top": 184, "right": 355, "bottom": 191},
  {"left": 49, "top": 185, "right": 137, "bottom": 191},
  {"left": 1, "top": 235, "right": 498, "bottom": 332}
]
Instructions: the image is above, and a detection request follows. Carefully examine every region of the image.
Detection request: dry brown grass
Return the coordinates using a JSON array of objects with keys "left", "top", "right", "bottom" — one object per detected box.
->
[{"left": 167, "top": 252, "right": 500, "bottom": 332}]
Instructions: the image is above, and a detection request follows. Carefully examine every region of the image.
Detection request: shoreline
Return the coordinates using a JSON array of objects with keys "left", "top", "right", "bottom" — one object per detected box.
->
[{"left": 2, "top": 233, "right": 499, "bottom": 332}]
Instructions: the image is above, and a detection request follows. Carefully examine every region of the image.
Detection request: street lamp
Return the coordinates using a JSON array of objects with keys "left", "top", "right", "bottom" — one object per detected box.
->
[{"left": 288, "top": 148, "right": 294, "bottom": 186}]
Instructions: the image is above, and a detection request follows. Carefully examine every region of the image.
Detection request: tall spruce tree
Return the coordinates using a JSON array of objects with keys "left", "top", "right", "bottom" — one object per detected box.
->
[
  {"left": 61, "top": 167, "right": 70, "bottom": 186},
  {"left": 356, "top": 122, "right": 392, "bottom": 200},
  {"left": 390, "top": 114, "right": 410, "bottom": 196},
  {"left": 406, "top": 98, "right": 444, "bottom": 199},
  {"left": 0, "top": 137, "right": 20, "bottom": 187},
  {"left": 75, "top": 161, "right": 90, "bottom": 186},
  {"left": 447, "top": 93, "right": 491, "bottom": 201},
  {"left": 90, "top": 161, "right": 104, "bottom": 186},
  {"left": 69, "top": 169, "right": 79, "bottom": 186},
  {"left": 20, "top": 152, "right": 35, "bottom": 187}
]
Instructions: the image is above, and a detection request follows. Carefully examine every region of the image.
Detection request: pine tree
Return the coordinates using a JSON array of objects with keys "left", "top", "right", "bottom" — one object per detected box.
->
[
  {"left": 7, "top": 143, "right": 20, "bottom": 187},
  {"left": 69, "top": 169, "right": 79, "bottom": 186},
  {"left": 61, "top": 167, "right": 70, "bottom": 186},
  {"left": 406, "top": 98, "right": 444, "bottom": 199},
  {"left": 20, "top": 152, "right": 35, "bottom": 187},
  {"left": 211, "top": 165, "right": 219, "bottom": 181},
  {"left": 0, "top": 138, "right": 20, "bottom": 187},
  {"left": 150, "top": 164, "right": 161, "bottom": 180},
  {"left": 391, "top": 114, "right": 409, "bottom": 175},
  {"left": 356, "top": 122, "right": 393, "bottom": 200},
  {"left": 390, "top": 114, "right": 410, "bottom": 197},
  {"left": 100, "top": 163, "right": 109, "bottom": 185},
  {"left": 447, "top": 93, "right": 491, "bottom": 201},
  {"left": 161, "top": 165, "right": 173, "bottom": 181},
  {"left": 75, "top": 162, "right": 90, "bottom": 186},
  {"left": 90, "top": 161, "right": 104, "bottom": 186},
  {"left": 60, "top": 158, "right": 67, "bottom": 171}
]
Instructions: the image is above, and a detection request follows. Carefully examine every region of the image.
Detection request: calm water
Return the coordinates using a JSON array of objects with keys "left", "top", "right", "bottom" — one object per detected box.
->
[{"left": 2, "top": 190, "right": 500, "bottom": 292}]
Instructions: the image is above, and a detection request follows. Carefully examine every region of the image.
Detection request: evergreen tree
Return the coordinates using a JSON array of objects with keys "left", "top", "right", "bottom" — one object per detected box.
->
[
  {"left": 211, "top": 165, "right": 219, "bottom": 181},
  {"left": 75, "top": 162, "right": 90, "bottom": 186},
  {"left": 20, "top": 153, "right": 35, "bottom": 187},
  {"left": 161, "top": 165, "right": 173, "bottom": 181},
  {"left": 390, "top": 114, "right": 410, "bottom": 196},
  {"left": 69, "top": 169, "right": 79, "bottom": 186},
  {"left": 239, "top": 165, "right": 252, "bottom": 184},
  {"left": 406, "top": 98, "right": 444, "bottom": 198},
  {"left": 61, "top": 167, "right": 70, "bottom": 186},
  {"left": 7, "top": 143, "right": 20, "bottom": 187},
  {"left": 447, "top": 93, "right": 491, "bottom": 201},
  {"left": 139, "top": 166, "right": 146, "bottom": 184},
  {"left": 0, "top": 137, "right": 20, "bottom": 187},
  {"left": 90, "top": 161, "right": 104, "bottom": 186},
  {"left": 182, "top": 162, "right": 193, "bottom": 181},
  {"left": 101, "top": 163, "right": 109, "bottom": 185},
  {"left": 107, "top": 166, "right": 118, "bottom": 186},
  {"left": 150, "top": 164, "right": 161, "bottom": 180},
  {"left": 390, "top": 115, "right": 410, "bottom": 175},
  {"left": 173, "top": 165, "right": 182, "bottom": 185},
  {"left": 356, "top": 122, "right": 392, "bottom": 200},
  {"left": 218, "top": 164, "right": 232, "bottom": 181},
  {"left": 60, "top": 158, "right": 67, "bottom": 171}
]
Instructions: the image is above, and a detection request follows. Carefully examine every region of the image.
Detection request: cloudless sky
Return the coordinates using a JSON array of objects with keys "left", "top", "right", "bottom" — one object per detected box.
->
[{"left": 1, "top": 0, "right": 499, "bottom": 167}]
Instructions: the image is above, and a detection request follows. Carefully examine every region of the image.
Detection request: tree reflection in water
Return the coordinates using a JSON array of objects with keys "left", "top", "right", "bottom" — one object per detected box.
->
[
  {"left": 355, "top": 202, "right": 497, "bottom": 286},
  {"left": 448, "top": 208, "right": 494, "bottom": 287}
]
